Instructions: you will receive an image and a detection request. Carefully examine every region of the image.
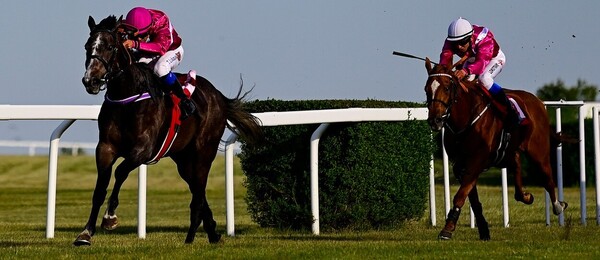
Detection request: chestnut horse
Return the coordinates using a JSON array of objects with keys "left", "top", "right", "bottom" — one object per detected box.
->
[
  {"left": 423, "top": 57, "right": 567, "bottom": 240},
  {"left": 75, "top": 15, "right": 262, "bottom": 245}
]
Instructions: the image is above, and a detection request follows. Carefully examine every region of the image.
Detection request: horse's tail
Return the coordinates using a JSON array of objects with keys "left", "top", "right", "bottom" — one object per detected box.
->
[
  {"left": 550, "top": 131, "right": 578, "bottom": 148},
  {"left": 223, "top": 81, "right": 264, "bottom": 144},
  {"left": 549, "top": 131, "right": 578, "bottom": 176}
]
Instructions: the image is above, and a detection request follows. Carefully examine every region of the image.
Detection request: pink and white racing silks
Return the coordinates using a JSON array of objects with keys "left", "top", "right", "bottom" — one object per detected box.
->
[
  {"left": 137, "top": 9, "right": 182, "bottom": 56},
  {"left": 439, "top": 25, "right": 500, "bottom": 76}
]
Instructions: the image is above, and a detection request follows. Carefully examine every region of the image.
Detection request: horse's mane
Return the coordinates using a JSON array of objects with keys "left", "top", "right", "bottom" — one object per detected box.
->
[
  {"left": 95, "top": 15, "right": 119, "bottom": 31},
  {"left": 129, "top": 64, "right": 160, "bottom": 95}
]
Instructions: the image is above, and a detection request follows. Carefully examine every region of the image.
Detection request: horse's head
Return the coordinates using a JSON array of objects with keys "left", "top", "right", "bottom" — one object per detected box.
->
[
  {"left": 82, "top": 15, "right": 128, "bottom": 95},
  {"left": 424, "top": 57, "right": 464, "bottom": 131}
]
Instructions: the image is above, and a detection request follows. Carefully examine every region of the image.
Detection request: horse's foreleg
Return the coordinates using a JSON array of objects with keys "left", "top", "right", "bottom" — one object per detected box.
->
[
  {"left": 439, "top": 167, "right": 480, "bottom": 240},
  {"left": 74, "top": 149, "right": 116, "bottom": 246},
  {"left": 102, "top": 159, "right": 139, "bottom": 231},
  {"left": 468, "top": 185, "right": 490, "bottom": 240}
]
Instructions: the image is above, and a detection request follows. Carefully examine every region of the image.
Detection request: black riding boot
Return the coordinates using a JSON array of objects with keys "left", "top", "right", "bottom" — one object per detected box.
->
[
  {"left": 490, "top": 87, "right": 519, "bottom": 129},
  {"left": 161, "top": 72, "right": 196, "bottom": 120}
]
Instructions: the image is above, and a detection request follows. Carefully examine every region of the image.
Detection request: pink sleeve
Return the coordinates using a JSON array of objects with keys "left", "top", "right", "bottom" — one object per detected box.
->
[
  {"left": 137, "top": 12, "right": 174, "bottom": 55},
  {"left": 465, "top": 35, "right": 494, "bottom": 75},
  {"left": 138, "top": 27, "right": 173, "bottom": 55},
  {"left": 439, "top": 40, "right": 454, "bottom": 65}
]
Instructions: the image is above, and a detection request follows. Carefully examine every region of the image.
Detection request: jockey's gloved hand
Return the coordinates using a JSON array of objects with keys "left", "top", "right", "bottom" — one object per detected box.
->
[
  {"left": 454, "top": 69, "right": 468, "bottom": 80},
  {"left": 123, "top": 40, "right": 137, "bottom": 49}
]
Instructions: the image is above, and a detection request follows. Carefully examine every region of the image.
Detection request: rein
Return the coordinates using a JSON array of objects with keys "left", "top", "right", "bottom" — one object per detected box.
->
[{"left": 105, "top": 92, "right": 152, "bottom": 104}]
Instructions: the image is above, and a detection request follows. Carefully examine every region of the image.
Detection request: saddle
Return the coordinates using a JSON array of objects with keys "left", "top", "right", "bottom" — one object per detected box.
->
[
  {"left": 474, "top": 85, "right": 529, "bottom": 164},
  {"left": 492, "top": 94, "right": 534, "bottom": 165}
]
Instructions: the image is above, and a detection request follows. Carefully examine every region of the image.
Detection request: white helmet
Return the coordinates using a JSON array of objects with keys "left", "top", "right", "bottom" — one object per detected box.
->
[{"left": 447, "top": 17, "right": 473, "bottom": 42}]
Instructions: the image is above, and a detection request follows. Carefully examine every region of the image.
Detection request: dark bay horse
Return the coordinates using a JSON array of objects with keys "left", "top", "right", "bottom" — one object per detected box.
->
[
  {"left": 423, "top": 57, "right": 567, "bottom": 240},
  {"left": 76, "top": 15, "right": 262, "bottom": 245}
]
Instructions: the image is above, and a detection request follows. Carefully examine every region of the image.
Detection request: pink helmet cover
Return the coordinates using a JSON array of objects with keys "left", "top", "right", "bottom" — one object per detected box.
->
[{"left": 124, "top": 7, "right": 152, "bottom": 34}]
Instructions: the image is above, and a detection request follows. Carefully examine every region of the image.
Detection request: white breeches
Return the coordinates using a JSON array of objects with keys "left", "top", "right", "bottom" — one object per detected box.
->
[
  {"left": 477, "top": 49, "right": 505, "bottom": 90},
  {"left": 154, "top": 46, "right": 184, "bottom": 77}
]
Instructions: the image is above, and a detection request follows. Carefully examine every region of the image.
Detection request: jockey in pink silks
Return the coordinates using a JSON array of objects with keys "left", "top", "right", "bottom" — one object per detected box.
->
[
  {"left": 440, "top": 17, "right": 518, "bottom": 127},
  {"left": 121, "top": 6, "right": 196, "bottom": 119}
]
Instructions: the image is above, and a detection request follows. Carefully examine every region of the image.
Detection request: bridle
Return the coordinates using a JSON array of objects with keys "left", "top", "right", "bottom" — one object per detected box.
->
[
  {"left": 427, "top": 72, "right": 490, "bottom": 134},
  {"left": 426, "top": 72, "right": 456, "bottom": 122},
  {"left": 86, "top": 28, "right": 132, "bottom": 88}
]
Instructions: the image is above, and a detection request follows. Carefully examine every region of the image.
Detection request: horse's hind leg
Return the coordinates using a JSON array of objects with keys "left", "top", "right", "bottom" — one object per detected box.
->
[
  {"left": 185, "top": 181, "right": 220, "bottom": 243},
  {"left": 468, "top": 185, "right": 490, "bottom": 240},
  {"left": 201, "top": 196, "right": 221, "bottom": 243},
  {"left": 175, "top": 154, "right": 221, "bottom": 244},
  {"left": 101, "top": 159, "right": 139, "bottom": 231},
  {"left": 530, "top": 153, "right": 568, "bottom": 215},
  {"left": 512, "top": 153, "right": 534, "bottom": 205}
]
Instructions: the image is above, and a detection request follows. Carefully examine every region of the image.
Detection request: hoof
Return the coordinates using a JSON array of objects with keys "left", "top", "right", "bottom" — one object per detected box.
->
[
  {"left": 515, "top": 192, "right": 534, "bottom": 205},
  {"left": 553, "top": 201, "right": 568, "bottom": 215},
  {"left": 209, "top": 233, "right": 222, "bottom": 244},
  {"left": 73, "top": 239, "right": 91, "bottom": 246},
  {"left": 438, "top": 230, "right": 452, "bottom": 240},
  {"left": 477, "top": 221, "right": 490, "bottom": 241},
  {"left": 73, "top": 231, "right": 92, "bottom": 246},
  {"left": 101, "top": 215, "right": 118, "bottom": 231},
  {"left": 185, "top": 234, "right": 195, "bottom": 244},
  {"left": 478, "top": 229, "right": 491, "bottom": 241},
  {"left": 523, "top": 193, "right": 534, "bottom": 205}
]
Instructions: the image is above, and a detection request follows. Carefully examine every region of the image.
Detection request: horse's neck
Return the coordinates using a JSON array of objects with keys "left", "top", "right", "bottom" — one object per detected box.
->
[
  {"left": 106, "top": 66, "right": 152, "bottom": 99},
  {"left": 447, "top": 84, "right": 487, "bottom": 131},
  {"left": 106, "top": 80, "right": 138, "bottom": 100}
]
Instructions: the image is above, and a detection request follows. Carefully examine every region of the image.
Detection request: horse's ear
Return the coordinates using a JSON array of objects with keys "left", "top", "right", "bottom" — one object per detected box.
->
[
  {"left": 425, "top": 57, "right": 432, "bottom": 73},
  {"left": 117, "top": 15, "right": 123, "bottom": 23},
  {"left": 88, "top": 16, "right": 96, "bottom": 31}
]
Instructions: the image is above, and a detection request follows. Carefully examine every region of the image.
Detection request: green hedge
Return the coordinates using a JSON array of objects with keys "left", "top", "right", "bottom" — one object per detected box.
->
[{"left": 239, "top": 99, "right": 434, "bottom": 231}]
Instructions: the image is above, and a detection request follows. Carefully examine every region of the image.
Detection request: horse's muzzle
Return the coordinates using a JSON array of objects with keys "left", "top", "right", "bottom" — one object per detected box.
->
[
  {"left": 428, "top": 117, "right": 444, "bottom": 132},
  {"left": 82, "top": 76, "right": 103, "bottom": 95}
]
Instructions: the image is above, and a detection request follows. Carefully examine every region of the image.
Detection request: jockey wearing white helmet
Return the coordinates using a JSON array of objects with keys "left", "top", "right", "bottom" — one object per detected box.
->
[{"left": 440, "top": 17, "right": 519, "bottom": 128}]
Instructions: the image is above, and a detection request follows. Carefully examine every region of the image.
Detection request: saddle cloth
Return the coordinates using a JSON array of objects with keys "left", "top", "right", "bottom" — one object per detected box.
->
[
  {"left": 508, "top": 97, "right": 526, "bottom": 122},
  {"left": 145, "top": 70, "right": 197, "bottom": 164}
]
